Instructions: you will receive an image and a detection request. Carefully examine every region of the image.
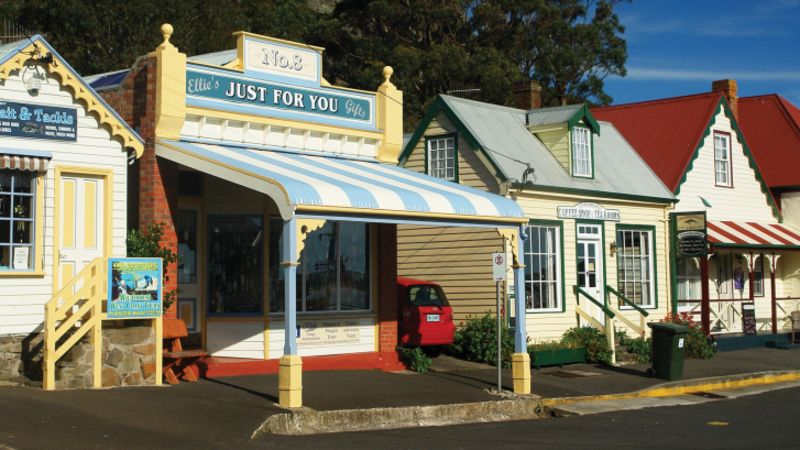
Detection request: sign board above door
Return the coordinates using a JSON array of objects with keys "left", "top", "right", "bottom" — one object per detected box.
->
[{"left": 557, "top": 202, "right": 621, "bottom": 222}]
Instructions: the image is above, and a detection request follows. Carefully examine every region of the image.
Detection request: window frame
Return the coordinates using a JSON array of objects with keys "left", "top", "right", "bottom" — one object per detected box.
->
[
  {"left": 424, "top": 133, "right": 458, "bottom": 182},
  {"left": 570, "top": 126, "right": 593, "bottom": 178},
  {"left": 713, "top": 131, "right": 733, "bottom": 188},
  {"left": 524, "top": 219, "right": 565, "bottom": 313},
  {"left": 753, "top": 254, "right": 764, "bottom": 297},
  {"left": 0, "top": 169, "right": 44, "bottom": 275},
  {"left": 615, "top": 224, "right": 658, "bottom": 310}
]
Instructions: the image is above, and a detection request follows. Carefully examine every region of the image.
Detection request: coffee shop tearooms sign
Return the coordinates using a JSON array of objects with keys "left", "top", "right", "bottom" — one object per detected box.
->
[{"left": 557, "top": 202, "right": 621, "bottom": 222}]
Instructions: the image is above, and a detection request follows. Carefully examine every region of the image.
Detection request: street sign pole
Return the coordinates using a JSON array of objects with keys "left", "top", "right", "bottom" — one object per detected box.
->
[{"left": 492, "top": 252, "right": 506, "bottom": 394}]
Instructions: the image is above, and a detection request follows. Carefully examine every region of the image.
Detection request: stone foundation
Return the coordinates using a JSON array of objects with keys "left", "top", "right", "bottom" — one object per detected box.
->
[
  {"left": 0, "top": 321, "right": 157, "bottom": 389},
  {"left": 56, "top": 321, "right": 157, "bottom": 389}
]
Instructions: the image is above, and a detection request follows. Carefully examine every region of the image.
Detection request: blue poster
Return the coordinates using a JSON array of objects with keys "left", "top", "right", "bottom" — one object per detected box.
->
[
  {"left": 107, "top": 258, "right": 163, "bottom": 319},
  {"left": 0, "top": 101, "right": 77, "bottom": 141}
]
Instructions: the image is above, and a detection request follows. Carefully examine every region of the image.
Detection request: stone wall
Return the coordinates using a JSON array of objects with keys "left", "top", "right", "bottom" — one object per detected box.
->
[
  {"left": 0, "top": 332, "right": 43, "bottom": 383},
  {"left": 56, "top": 322, "right": 157, "bottom": 389},
  {"left": 0, "top": 322, "right": 157, "bottom": 389}
]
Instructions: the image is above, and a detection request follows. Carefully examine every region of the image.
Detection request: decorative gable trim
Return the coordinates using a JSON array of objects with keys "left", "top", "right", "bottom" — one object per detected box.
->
[
  {"left": 567, "top": 104, "right": 601, "bottom": 136},
  {"left": 674, "top": 97, "right": 781, "bottom": 221},
  {"left": 399, "top": 95, "right": 508, "bottom": 181},
  {"left": 0, "top": 36, "right": 144, "bottom": 157}
]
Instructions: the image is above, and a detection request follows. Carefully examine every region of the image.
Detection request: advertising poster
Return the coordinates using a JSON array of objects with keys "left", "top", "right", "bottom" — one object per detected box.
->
[{"left": 107, "top": 258, "right": 162, "bottom": 319}]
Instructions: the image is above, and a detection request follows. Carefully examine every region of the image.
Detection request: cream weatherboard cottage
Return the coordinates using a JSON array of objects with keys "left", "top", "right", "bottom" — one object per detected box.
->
[
  {"left": 0, "top": 36, "right": 143, "bottom": 384},
  {"left": 594, "top": 80, "right": 800, "bottom": 337},
  {"left": 399, "top": 87, "right": 676, "bottom": 354}
]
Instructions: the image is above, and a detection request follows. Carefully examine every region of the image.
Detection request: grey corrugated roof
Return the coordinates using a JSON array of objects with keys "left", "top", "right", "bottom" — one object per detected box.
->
[
  {"left": 526, "top": 104, "right": 584, "bottom": 128},
  {"left": 0, "top": 39, "right": 28, "bottom": 66},
  {"left": 188, "top": 49, "right": 237, "bottom": 66},
  {"left": 438, "top": 95, "right": 675, "bottom": 202}
]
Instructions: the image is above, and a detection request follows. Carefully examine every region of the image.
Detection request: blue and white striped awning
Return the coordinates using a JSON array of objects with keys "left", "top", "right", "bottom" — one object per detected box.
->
[{"left": 156, "top": 139, "right": 525, "bottom": 224}]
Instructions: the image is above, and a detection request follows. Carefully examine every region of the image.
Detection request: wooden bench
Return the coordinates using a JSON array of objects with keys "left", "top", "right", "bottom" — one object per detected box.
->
[{"left": 163, "top": 318, "right": 208, "bottom": 385}]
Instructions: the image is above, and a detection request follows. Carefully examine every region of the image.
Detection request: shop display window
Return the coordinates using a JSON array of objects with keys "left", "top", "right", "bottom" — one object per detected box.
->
[
  {"left": 0, "top": 170, "right": 36, "bottom": 271},
  {"left": 207, "top": 215, "right": 263, "bottom": 314},
  {"left": 270, "top": 220, "right": 370, "bottom": 313}
]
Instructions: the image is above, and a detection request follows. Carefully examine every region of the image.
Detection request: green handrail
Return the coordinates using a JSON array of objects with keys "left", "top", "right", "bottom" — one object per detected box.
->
[
  {"left": 606, "top": 286, "right": 650, "bottom": 317},
  {"left": 573, "top": 285, "right": 615, "bottom": 318}
]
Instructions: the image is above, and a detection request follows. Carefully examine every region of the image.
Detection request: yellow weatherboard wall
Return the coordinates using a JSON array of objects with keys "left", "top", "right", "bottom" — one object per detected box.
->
[{"left": 532, "top": 124, "right": 570, "bottom": 172}]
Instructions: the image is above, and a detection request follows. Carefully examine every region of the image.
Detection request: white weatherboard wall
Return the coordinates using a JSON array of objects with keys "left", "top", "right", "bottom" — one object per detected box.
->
[
  {"left": 0, "top": 72, "right": 128, "bottom": 336},
  {"left": 676, "top": 109, "right": 775, "bottom": 222}
]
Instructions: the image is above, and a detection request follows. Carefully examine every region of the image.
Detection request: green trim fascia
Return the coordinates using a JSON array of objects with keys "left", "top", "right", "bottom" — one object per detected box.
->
[
  {"left": 526, "top": 219, "right": 567, "bottom": 314},
  {"left": 673, "top": 97, "right": 782, "bottom": 222},
  {"left": 668, "top": 213, "right": 678, "bottom": 314},
  {"left": 398, "top": 96, "right": 508, "bottom": 182},
  {"left": 614, "top": 223, "right": 659, "bottom": 310},
  {"left": 567, "top": 104, "right": 601, "bottom": 135},
  {"left": 574, "top": 219, "right": 607, "bottom": 307},
  {"left": 512, "top": 183, "right": 677, "bottom": 204},
  {"left": 424, "top": 132, "right": 459, "bottom": 183}
]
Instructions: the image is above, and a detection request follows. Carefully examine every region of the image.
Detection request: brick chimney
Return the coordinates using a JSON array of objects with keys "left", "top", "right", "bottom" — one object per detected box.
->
[
  {"left": 712, "top": 79, "right": 738, "bottom": 121},
  {"left": 512, "top": 80, "right": 542, "bottom": 110}
]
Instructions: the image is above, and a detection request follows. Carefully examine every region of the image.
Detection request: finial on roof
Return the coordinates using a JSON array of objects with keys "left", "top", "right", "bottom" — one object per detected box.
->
[
  {"left": 161, "top": 23, "right": 174, "bottom": 45},
  {"left": 383, "top": 66, "right": 393, "bottom": 83}
]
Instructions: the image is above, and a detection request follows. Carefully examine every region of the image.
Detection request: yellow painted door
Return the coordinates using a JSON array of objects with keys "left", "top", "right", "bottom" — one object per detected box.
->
[{"left": 56, "top": 174, "right": 105, "bottom": 292}]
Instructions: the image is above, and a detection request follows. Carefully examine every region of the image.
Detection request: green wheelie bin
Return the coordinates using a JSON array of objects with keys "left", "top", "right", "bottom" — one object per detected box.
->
[{"left": 647, "top": 322, "right": 690, "bottom": 381}]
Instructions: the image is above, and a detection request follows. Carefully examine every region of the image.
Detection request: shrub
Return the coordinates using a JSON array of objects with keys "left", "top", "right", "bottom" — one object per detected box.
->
[
  {"left": 527, "top": 340, "right": 579, "bottom": 352},
  {"left": 399, "top": 347, "right": 432, "bottom": 373},
  {"left": 661, "top": 312, "right": 715, "bottom": 359},
  {"left": 126, "top": 222, "right": 179, "bottom": 311},
  {"left": 448, "top": 314, "right": 514, "bottom": 368},
  {"left": 617, "top": 332, "right": 652, "bottom": 363},
  {"left": 561, "top": 326, "right": 612, "bottom": 364}
]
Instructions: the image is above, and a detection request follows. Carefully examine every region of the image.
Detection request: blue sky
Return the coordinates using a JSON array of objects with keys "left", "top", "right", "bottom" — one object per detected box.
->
[{"left": 604, "top": 0, "right": 800, "bottom": 106}]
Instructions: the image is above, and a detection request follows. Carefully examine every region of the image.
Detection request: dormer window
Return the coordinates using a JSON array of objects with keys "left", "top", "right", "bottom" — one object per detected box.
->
[
  {"left": 426, "top": 134, "right": 457, "bottom": 182},
  {"left": 714, "top": 131, "right": 732, "bottom": 187},
  {"left": 571, "top": 126, "right": 592, "bottom": 178}
]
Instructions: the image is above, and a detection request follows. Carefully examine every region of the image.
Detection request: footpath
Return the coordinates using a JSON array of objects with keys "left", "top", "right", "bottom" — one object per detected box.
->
[{"left": 1, "top": 347, "right": 799, "bottom": 448}]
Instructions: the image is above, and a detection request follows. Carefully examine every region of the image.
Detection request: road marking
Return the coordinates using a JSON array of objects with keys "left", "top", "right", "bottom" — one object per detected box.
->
[{"left": 707, "top": 421, "right": 729, "bottom": 426}]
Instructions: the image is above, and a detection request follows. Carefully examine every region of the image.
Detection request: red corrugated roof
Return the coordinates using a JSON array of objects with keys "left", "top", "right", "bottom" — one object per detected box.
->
[
  {"left": 738, "top": 95, "right": 800, "bottom": 188},
  {"left": 592, "top": 92, "right": 723, "bottom": 192}
]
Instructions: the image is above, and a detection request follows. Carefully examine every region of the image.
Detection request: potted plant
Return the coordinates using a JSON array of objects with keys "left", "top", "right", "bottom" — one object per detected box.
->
[{"left": 528, "top": 340, "right": 586, "bottom": 369}]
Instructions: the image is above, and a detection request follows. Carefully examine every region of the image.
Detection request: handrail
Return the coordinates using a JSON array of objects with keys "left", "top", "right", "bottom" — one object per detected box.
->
[
  {"left": 43, "top": 257, "right": 106, "bottom": 391},
  {"left": 606, "top": 286, "right": 649, "bottom": 317},
  {"left": 573, "top": 285, "right": 615, "bottom": 318}
]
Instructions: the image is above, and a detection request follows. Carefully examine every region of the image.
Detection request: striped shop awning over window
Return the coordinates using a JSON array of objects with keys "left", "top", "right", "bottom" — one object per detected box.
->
[
  {"left": 0, "top": 153, "right": 50, "bottom": 172},
  {"left": 707, "top": 220, "right": 800, "bottom": 248}
]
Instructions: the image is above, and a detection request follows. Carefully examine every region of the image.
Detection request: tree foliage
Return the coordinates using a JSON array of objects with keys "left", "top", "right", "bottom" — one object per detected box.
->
[{"left": 2, "top": 0, "right": 628, "bottom": 127}]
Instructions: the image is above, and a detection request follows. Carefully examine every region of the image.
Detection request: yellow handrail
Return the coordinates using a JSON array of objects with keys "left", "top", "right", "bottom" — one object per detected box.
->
[{"left": 43, "top": 257, "right": 106, "bottom": 391}]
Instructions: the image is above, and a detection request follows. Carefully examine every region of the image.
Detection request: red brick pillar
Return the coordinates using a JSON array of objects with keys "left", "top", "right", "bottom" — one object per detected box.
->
[
  {"left": 377, "top": 223, "right": 400, "bottom": 368},
  {"left": 137, "top": 59, "right": 179, "bottom": 318}
]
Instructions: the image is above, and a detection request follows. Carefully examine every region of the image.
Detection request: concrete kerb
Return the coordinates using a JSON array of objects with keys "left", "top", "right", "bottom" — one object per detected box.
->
[
  {"left": 252, "top": 397, "right": 547, "bottom": 437},
  {"left": 252, "top": 370, "right": 800, "bottom": 437},
  {"left": 542, "top": 370, "right": 800, "bottom": 408}
]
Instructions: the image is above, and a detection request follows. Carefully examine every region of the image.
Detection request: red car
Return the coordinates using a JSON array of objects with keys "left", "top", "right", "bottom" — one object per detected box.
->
[{"left": 397, "top": 277, "right": 455, "bottom": 347}]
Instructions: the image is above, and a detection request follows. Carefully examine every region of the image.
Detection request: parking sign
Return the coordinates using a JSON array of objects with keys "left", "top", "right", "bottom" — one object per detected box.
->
[{"left": 492, "top": 252, "right": 506, "bottom": 281}]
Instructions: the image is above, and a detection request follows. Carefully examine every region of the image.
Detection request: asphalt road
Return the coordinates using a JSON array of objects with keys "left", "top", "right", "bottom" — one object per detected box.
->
[
  {"left": 3, "top": 385, "right": 797, "bottom": 449},
  {"left": 259, "top": 386, "right": 800, "bottom": 450}
]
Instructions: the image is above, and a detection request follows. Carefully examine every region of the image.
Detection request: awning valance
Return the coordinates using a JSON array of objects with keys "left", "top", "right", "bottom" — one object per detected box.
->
[
  {"left": 0, "top": 151, "right": 51, "bottom": 172},
  {"left": 156, "top": 139, "right": 525, "bottom": 224},
  {"left": 707, "top": 220, "right": 800, "bottom": 249}
]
